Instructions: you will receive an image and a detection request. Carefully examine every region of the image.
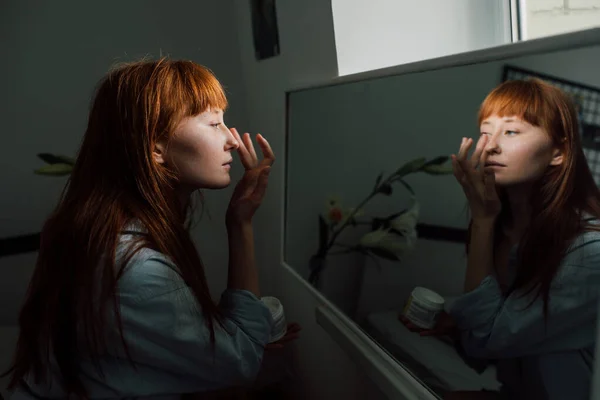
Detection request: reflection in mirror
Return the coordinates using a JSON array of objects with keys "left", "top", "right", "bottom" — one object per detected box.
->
[{"left": 285, "top": 39, "right": 600, "bottom": 399}]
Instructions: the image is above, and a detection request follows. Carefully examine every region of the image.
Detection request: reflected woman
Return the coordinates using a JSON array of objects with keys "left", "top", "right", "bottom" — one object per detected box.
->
[{"left": 447, "top": 78, "right": 600, "bottom": 400}]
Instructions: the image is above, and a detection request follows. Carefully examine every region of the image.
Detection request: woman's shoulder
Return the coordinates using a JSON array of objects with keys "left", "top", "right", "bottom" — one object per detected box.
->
[
  {"left": 576, "top": 215, "right": 600, "bottom": 244},
  {"left": 563, "top": 219, "right": 600, "bottom": 269},
  {"left": 115, "top": 232, "right": 187, "bottom": 302}
]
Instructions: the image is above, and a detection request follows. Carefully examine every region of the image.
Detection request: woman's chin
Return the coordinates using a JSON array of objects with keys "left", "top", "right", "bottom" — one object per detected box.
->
[{"left": 204, "top": 178, "right": 232, "bottom": 190}]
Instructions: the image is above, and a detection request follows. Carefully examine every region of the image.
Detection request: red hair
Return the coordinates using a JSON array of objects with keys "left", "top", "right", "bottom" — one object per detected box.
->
[
  {"left": 468, "top": 78, "right": 600, "bottom": 317},
  {"left": 3, "top": 58, "right": 229, "bottom": 397}
]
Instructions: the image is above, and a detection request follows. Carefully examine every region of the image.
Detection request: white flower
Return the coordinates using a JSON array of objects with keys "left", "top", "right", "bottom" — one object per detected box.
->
[
  {"left": 390, "top": 198, "right": 419, "bottom": 235},
  {"left": 359, "top": 228, "right": 416, "bottom": 260},
  {"left": 358, "top": 198, "right": 420, "bottom": 260}
]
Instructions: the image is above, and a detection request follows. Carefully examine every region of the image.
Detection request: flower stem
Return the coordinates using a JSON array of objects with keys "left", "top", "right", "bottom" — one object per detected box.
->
[{"left": 324, "top": 175, "right": 397, "bottom": 253}]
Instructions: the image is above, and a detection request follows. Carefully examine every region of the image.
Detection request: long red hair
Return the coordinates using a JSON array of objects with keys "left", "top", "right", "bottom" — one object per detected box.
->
[
  {"left": 467, "top": 78, "right": 600, "bottom": 317},
  {"left": 2, "top": 58, "right": 228, "bottom": 397}
]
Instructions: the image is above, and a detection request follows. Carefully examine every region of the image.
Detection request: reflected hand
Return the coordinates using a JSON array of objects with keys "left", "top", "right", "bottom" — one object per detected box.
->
[
  {"left": 226, "top": 128, "right": 275, "bottom": 225},
  {"left": 398, "top": 311, "right": 458, "bottom": 338},
  {"left": 451, "top": 136, "right": 501, "bottom": 222},
  {"left": 265, "top": 323, "right": 302, "bottom": 350}
]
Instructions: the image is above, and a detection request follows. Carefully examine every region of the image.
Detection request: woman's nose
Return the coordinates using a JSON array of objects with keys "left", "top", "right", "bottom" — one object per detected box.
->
[
  {"left": 225, "top": 127, "right": 240, "bottom": 150},
  {"left": 484, "top": 134, "right": 500, "bottom": 153}
]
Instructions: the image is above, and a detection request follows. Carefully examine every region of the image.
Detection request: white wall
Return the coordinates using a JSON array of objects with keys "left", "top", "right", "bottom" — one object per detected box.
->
[
  {"left": 331, "top": 0, "right": 511, "bottom": 76},
  {"left": 0, "top": 0, "right": 249, "bottom": 393}
]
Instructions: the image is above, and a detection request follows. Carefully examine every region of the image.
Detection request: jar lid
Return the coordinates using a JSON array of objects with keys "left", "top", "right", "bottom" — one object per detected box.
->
[
  {"left": 411, "top": 287, "right": 445, "bottom": 308},
  {"left": 261, "top": 296, "right": 284, "bottom": 319}
]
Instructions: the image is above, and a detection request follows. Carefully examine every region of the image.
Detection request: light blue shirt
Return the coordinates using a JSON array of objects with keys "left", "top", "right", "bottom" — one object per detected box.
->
[
  {"left": 449, "top": 227, "right": 600, "bottom": 399},
  {"left": 10, "top": 230, "right": 273, "bottom": 399}
]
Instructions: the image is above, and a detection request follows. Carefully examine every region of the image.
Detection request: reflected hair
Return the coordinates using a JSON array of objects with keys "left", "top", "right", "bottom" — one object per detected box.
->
[
  {"left": 467, "top": 78, "right": 600, "bottom": 318},
  {"left": 2, "top": 58, "right": 229, "bottom": 398}
]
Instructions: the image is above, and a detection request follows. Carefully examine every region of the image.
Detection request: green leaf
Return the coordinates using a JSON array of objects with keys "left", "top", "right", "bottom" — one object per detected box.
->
[
  {"left": 378, "top": 183, "right": 393, "bottom": 196},
  {"left": 422, "top": 164, "right": 454, "bottom": 175},
  {"left": 34, "top": 163, "right": 73, "bottom": 176},
  {"left": 37, "top": 153, "right": 76, "bottom": 166},
  {"left": 423, "top": 155, "right": 449, "bottom": 167},
  {"left": 394, "top": 157, "right": 426, "bottom": 178},
  {"left": 318, "top": 215, "right": 329, "bottom": 254},
  {"left": 372, "top": 211, "right": 407, "bottom": 231}
]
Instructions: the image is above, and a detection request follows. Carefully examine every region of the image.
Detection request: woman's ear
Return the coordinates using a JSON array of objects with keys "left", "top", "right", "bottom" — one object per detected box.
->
[
  {"left": 153, "top": 142, "right": 166, "bottom": 164},
  {"left": 550, "top": 146, "right": 564, "bottom": 166}
]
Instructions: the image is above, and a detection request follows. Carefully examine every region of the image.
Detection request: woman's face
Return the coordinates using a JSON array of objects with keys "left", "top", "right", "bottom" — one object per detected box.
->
[
  {"left": 480, "top": 114, "right": 563, "bottom": 187},
  {"left": 154, "top": 108, "right": 239, "bottom": 191}
]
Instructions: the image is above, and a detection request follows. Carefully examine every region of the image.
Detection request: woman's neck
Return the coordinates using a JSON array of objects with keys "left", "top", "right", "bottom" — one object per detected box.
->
[
  {"left": 173, "top": 187, "right": 193, "bottom": 223},
  {"left": 503, "top": 186, "right": 532, "bottom": 239}
]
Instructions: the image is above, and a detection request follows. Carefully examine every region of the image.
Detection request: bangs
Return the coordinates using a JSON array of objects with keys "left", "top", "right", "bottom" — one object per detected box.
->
[
  {"left": 478, "top": 79, "right": 550, "bottom": 127},
  {"left": 168, "top": 61, "right": 228, "bottom": 118}
]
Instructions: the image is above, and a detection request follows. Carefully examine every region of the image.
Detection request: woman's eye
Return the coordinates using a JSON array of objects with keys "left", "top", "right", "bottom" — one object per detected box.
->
[
  {"left": 505, "top": 130, "right": 518, "bottom": 135},
  {"left": 211, "top": 123, "right": 222, "bottom": 128}
]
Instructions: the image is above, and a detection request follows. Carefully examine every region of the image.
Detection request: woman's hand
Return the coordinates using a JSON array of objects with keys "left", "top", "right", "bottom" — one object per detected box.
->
[
  {"left": 265, "top": 323, "right": 302, "bottom": 350},
  {"left": 399, "top": 311, "right": 458, "bottom": 338},
  {"left": 451, "top": 136, "right": 501, "bottom": 223},
  {"left": 226, "top": 128, "right": 275, "bottom": 225}
]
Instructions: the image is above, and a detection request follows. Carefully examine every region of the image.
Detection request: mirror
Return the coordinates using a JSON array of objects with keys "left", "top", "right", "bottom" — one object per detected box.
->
[{"left": 284, "top": 30, "right": 600, "bottom": 399}]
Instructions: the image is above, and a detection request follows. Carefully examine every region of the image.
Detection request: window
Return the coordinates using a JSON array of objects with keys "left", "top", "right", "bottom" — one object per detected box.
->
[
  {"left": 331, "top": 0, "right": 511, "bottom": 76},
  {"left": 515, "top": 0, "right": 600, "bottom": 40}
]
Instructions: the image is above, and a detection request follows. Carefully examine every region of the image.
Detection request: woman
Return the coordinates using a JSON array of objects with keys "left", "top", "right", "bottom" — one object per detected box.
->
[
  {"left": 3, "top": 58, "right": 298, "bottom": 399},
  {"left": 406, "top": 79, "right": 600, "bottom": 399}
]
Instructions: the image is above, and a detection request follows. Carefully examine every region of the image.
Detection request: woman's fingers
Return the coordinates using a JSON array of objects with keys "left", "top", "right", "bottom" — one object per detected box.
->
[
  {"left": 457, "top": 137, "right": 471, "bottom": 161},
  {"left": 230, "top": 129, "right": 274, "bottom": 171},
  {"left": 257, "top": 134, "right": 276, "bottom": 167},
  {"left": 242, "top": 132, "right": 258, "bottom": 163},
  {"left": 470, "top": 135, "right": 488, "bottom": 169},
  {"left": 452, "top": 155, "right": 471, "bottom": 189},
  {"left": 265, "top": 323, "right": 302, "bottom": 350},
  {"left": 399, "top": 315, "right": 421, "bottom": 332},
  {"left": 456, "top": 138, "right": 476, "bottom": 181},
  {"left": 249, "top": 166, "right": 271, "bottom": 203},
  {"left": 230, "top": 128, "right": 253, "bottom": 169},
  {"left": 455, "top": 136, "right": 493, "bottom": 193}
]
